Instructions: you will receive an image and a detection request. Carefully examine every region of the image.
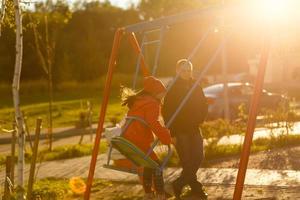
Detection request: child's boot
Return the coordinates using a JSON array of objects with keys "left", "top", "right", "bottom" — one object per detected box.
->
[
  {"left": 143, "top": 193, "right": 155, "bottom": 200},
  {"left": 191, "top": 182, "right": 208, "bottom": 200},
  {"left": 155, "top": 193, "right": 166, "bottom": 200},
  {"left": 172, "top": 179, "right": 183, "bottom": 200}
]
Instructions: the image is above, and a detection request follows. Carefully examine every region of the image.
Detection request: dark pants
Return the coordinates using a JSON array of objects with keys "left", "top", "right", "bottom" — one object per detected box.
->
[
  {"left": 173, "top": 129, "right": 204, "bottom": 193},
  {"left": 143, "top": 167, "right": 165, "bottom": 194}
]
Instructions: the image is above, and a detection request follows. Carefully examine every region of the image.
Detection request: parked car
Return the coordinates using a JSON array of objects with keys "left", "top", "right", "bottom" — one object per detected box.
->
[{"left": 203, "top": 82, "right": 288, "bottom": 120}]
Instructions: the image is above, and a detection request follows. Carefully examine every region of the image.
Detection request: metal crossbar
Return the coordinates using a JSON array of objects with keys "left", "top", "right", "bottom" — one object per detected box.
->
[
  {"left": 133, "top": 33, "right": 147, "bottom": 89},
  {"left": 124, "top": 5, "right": 223, "bottom": 33},
  {"left": 152, "top": 27, "right": 166, "bottom": 76},
  {"left": 132, "top": 26, "right": 166, "bottom": 88}
]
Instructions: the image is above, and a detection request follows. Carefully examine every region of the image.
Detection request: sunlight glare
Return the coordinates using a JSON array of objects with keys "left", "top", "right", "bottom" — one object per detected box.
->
[{"left": 258, "top": 0, "right": 291, "bottom": 22}]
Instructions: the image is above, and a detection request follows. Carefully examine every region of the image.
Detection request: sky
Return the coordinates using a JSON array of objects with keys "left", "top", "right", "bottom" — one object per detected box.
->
[
  {"left": 67, "top": 0, "right": 139, "bottom": 9},
  {"left": 107, "top": 0, "right": 139, "bottom": 9},
  {"left": 21, "top": 0, "right": 140, "bottom": 11}
]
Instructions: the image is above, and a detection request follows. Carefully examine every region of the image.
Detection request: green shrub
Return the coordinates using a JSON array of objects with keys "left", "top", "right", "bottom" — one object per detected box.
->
[
  {"left": 0, "top": 155, "right": 5, "bottom": 166},
  {"left": 24, "top": 143, "right": 108, "bottom": 163},
  {"left": 202, "top": 119, "right": 245, "bottom": 140},
  {"left": 32, "top": 178, "right": 69, "bottom": 200},
  {"left": 261, "top": 100, "right": 295, "bottom": 135},
  {"left": 157, "top": 134, "right": 300, "bottom": 166},
  {"left": 157, "top": 146, "right": 180, "bottom": 167},
  {"left": 48, "top": 143, "right": 105, "bottom": 160},
  {"left": 205, "top": 143, "right": 241, "bottom": 160},
  {"left": 252, "top": 137, "right": 269, "bottom": 146},
  {"left": 267, "top": 134, "right": 300, "bottom": 148},
  {"left": 0, "top": 75, "right": 131, "bottom": 130},
  {"left": 0, "top": 140, "right": 108, "bottom": 168}
]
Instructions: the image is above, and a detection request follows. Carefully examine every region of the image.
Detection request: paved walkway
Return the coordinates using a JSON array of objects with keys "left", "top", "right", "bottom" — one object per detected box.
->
[
  {"left": 1, "top": 154, "right": 300, "bottom": 188},
  {"left": 1, "top": 121, "right": 300, "bottom": 145},
  {"left": 0, "top": 124, "right": 99, "bottom": 145}
]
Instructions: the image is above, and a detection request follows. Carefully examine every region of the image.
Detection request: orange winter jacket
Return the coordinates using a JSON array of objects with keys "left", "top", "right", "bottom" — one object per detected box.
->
[{"left": 123, "top": 95, "right": 171, "bottom": 160}]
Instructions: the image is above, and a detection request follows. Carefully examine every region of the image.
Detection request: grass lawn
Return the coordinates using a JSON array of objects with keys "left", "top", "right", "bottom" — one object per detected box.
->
[
  {"left": 1, "top": 178, "right": 136, "bottom": 200},
  {"left": 1, "top": 76, "right": 299, "bottom": 131},
  {"left": 0, "top": 77, "right": 131, "bottom": 131}
]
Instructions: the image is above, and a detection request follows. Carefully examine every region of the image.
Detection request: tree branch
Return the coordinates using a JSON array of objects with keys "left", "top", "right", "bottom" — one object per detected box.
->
[{"left": 29, "top": 14, "right": 49, "bottom": 74}]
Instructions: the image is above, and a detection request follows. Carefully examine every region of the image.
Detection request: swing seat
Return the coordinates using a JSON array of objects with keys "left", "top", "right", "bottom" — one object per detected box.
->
[
  {"left": 111, "top": 136, "right": 160, "bottom": 169},
  {"left": 103, "top": 164, "right": 138, "bottom": 174},
  {"left": 103, "top": 159, "right": 144, "bottom": 175}
]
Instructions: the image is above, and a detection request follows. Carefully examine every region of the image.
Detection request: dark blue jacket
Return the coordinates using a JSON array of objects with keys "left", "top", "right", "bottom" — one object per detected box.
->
[{"left": 162, "top": 78, "right": 208, "bottom": 135}]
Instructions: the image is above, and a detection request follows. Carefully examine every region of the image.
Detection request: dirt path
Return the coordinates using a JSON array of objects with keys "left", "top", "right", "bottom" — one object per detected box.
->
[
  {"left": 89, "top": 145, "right": 300, "bottom": 199},
  {"left": 86, "top": 181, "right": 300, "bottom": 200}
]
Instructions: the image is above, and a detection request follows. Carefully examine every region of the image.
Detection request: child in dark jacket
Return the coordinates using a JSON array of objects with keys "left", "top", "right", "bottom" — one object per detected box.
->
[{"left": 121, "top": 76, "right": 171, "bottom": 200}]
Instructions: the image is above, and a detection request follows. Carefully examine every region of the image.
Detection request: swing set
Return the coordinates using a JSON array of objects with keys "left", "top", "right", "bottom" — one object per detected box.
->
[{"left": 84, "top": 3, "right": 272, "bottom": 200}]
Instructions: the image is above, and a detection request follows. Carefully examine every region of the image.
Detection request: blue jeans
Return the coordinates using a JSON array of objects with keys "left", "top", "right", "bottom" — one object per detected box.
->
[{"left": 173, "top": 129, "right": 204, "bottom": 193}]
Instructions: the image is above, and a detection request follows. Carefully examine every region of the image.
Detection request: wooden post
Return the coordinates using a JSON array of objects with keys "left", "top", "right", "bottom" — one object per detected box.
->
[
  {"left": 87, "top": 101, "right": 93, "bottom": 142},
  {"left": 23, "top": 114, "right": 33, "bottom": 151},
  {"left": 78, "top": 101, "right": 93, "bottom": 144},
  {"left": 27, "top": 118, "right": 42, "bottom": 200},
  {"left": 78, "top": 112, "right": 85, "bottom": 145},
  {"left": 3, "top": 156, "right": 13, "bottom": 200},
  {"left": 84, "top": 28, "right": 124, "bottom": 200},
  {"left": 11, "top": 123, "right": 17, "bottom": 186}
]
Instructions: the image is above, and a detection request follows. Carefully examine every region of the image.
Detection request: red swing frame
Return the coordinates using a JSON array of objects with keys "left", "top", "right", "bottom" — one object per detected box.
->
[{"left": 84, "top": 7, "right": 272, "bottom": 199}]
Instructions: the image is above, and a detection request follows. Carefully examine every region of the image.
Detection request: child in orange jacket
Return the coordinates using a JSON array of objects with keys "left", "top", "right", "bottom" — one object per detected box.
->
[{"left": 121, "top": 76, "right": 171, "bottom": 200}]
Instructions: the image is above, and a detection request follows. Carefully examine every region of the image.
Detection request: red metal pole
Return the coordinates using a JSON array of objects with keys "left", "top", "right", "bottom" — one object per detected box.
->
[
  {"left": 233, "top": 35, "right": 271, "bottom": 199},
  {"left": 128, "top": 32, "right": 150, "bottom": 77},
  {"left": 84, "top": 28, "right": 124, "bottom": 200}
]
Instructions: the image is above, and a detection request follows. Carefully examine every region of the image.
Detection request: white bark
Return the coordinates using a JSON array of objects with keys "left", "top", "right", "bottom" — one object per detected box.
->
[
  {"left": 12, "top": 0, "right": 24, "bottom": 199},
  {"left": 0, "top": 0, "right": 6, "bottom": 36}
]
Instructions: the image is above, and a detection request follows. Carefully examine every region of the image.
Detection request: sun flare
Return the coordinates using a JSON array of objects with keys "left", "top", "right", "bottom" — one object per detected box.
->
[{"left": 262, "top": 0, "right": 289, "bottom": 20}]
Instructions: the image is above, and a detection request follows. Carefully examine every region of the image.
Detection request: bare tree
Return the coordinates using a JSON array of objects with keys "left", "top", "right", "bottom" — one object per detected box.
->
[
  {"left": 30, "top": 13, "right": 54, "bottom": 151},
  {"left": 45, "top": 15, "right": 54, "bottom": 151},
  {"left": 12, "top": 0, "right": 25, "bottom": 198}
]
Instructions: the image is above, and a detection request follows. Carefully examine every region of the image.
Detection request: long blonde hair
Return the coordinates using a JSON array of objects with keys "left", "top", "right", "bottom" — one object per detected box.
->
[{"left": 121, "top": 87, "right": 148, "bottom": 108}]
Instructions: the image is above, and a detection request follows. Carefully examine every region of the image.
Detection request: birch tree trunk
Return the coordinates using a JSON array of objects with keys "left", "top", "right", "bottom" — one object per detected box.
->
[
  {"left": 0, "top": 0, "right": 6, "bottom": 36},
  {"left": 12, "top": 0, "right": 24, "bottom": 198}
]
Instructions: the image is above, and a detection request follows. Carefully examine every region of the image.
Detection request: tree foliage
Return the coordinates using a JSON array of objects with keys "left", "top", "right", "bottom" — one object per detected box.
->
[
  {"left": 138, "top": 0, "right": 204, "bottom": 19},
  {"left": 0, "top": 0, "right": 253, "bottom": 84}
]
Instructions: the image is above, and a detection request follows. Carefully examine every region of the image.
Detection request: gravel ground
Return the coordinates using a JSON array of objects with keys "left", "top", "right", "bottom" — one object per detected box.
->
[{"left": 88, "top": 145, "right": 300, "bottom": 200}]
